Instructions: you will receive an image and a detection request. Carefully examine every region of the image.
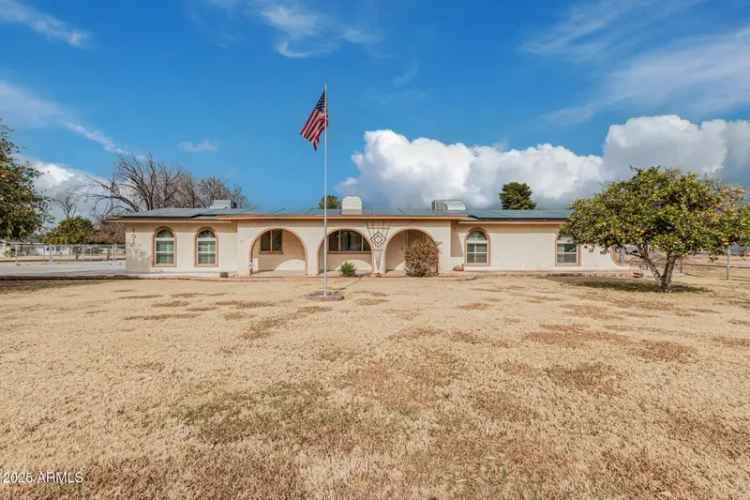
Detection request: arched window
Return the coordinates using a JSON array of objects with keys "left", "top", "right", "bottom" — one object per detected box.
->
[
  {"left": 154, "top": 228, "right": 175, "bottom": 265},
  {"left": 196, "top": 229, "right": 217, "bottom": 266},
  {"left": 328, "top": 230, "right": 371, "bottom": 253},
  {"left": 556, "top": 235, "right": 579, "bottom": 265},
  {"left": 466, "top": 230, "right": 488, "bottom": 264}
]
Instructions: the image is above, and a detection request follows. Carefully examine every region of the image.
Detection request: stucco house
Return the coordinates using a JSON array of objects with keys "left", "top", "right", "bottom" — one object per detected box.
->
[{"left": 113, "top": 196, "right": 626, "bottom": 276}]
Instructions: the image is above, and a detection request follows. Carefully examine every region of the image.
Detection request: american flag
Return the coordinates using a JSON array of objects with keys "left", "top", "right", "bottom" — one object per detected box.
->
[{"left": 300, "top": 91, "right": 327, "bottom": 150}]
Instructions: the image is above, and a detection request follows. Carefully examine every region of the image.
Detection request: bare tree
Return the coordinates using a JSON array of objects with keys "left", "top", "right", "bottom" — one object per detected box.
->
[
  {"left": 90, "top": 154, "right": 250, "bottom": 215},
  {"left": 52, "top": 188, "right": 80, "bottom": 219},
  {"left": 90, "top": 154, "right": 186, "bottom": 214},
  {"left": 198, "top": 176, "right": 249, "bottom": 208}
]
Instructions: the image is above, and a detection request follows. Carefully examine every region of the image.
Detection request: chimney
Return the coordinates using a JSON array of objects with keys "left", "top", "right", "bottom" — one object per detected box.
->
[
  {"left": 341, "top": 196, "right": 363, "bottom": 215},
  {"left": 210, "top": 199, "right": 236, "bottom": 209}
]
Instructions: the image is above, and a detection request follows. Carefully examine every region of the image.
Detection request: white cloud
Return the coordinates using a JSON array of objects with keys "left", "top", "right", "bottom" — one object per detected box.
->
[
  {"left": 341, "top": 115, "right": 750, "bottom": 209},
  {"left": 202, "top": 0, "right": 379, "bottom": 58},
  {"left": 29, "top": 159, "right": 107, "bottom": 222},
  {"left": 62, "top": 122, "right": 128, "bottom": 155},
  {"left": 178, "top": 139, "right": 218, "bottom": 153},
  {"left": 0, "top": 80, "right": 64, "bottom": 127},
  {"left": 0, "top": 0, "right": 90, "bottom": 47},
  {"left": 0, "top": 80, "right": 130, "bottom": 156},
  {"left": 524, "top": 0, "right": 704, "bottom": 62}
]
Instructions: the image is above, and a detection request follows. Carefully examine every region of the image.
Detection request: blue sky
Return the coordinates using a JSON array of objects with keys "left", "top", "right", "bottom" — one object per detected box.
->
[{"left": 1, "top": 0, "right": 749, "bottom": 215}]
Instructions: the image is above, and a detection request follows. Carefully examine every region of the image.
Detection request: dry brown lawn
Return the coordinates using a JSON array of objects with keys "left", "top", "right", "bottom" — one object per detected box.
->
[{"left": 1, "top": 273, "right": 749, "bottom": 499}]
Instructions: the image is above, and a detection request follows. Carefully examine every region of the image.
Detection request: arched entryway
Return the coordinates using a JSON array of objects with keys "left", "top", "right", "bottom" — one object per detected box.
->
[
  {"left": 249, "top": 228, "right": 308, "bottom": 274},
  {"left": 384, "top": 229, "right": 437, "bottom": 273},
  {"left": 318, "top": 229, "right": 373, "bottom": 274}
]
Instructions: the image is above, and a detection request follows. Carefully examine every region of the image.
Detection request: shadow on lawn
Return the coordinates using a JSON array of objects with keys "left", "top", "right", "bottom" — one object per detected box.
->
[
  {"left": 544, "top": 276, "right": 707, "bottom": 294},
  {"left": 0, "top": 279, "right": 111, "bottom": 295}
]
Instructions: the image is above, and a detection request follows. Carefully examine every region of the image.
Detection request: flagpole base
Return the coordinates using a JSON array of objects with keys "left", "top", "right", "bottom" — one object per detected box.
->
[{"left": 306, "top": 290, "right": 344, "bottom": 302}]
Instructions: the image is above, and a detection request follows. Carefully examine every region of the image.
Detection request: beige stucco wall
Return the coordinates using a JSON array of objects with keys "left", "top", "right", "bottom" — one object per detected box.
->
[
  {"left": 123, "top": 218, "right": 624, "bottom": 275},
  {"left": 455, "top": 223, "right": 624, "bottom": 272},
  {"left": 125, "top": 222, "right": 236, "bottom": 274},
  {"left": 250, "top": 230, "right": 306, "bottom": 272}
]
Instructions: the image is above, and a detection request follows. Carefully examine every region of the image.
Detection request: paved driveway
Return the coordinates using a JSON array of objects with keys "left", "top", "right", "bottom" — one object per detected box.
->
[{"left": 0, "top": 260, "right": 126, "bottom": 277}]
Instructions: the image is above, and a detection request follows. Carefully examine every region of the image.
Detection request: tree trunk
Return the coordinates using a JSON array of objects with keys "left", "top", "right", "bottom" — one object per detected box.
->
[{"left": 659, "top": 255, "right": 678, "bottom": 292}]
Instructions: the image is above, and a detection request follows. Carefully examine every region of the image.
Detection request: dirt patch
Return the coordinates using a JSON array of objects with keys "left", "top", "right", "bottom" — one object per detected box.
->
[
  {"left": 241, "top": 316, "right": 294, "bottom": 341},
  {"left": 153, "top": 300, "right": 190, "bottom": 308},
  {"left": 561, "top": 304, "right": 624, "bottom": 321},
  {"left": 355, "top": 298, "right": 389, "bottom": 306},
  {"left": 344, "top": 348, "right": 464, "bottom": 414},
  {"left": 223, "top": 311, "right": 247, "bottom": 321},
  {"left": 631, "top": 340, "right": 697, "bottom": 363},
  {"left": 0, "top": 279, "right": 106, "bottom": 295},
  {"left": 215, "top": 300, "right": 274, "bottom": 309},
  {"left": 600, "top": 448, "right": 704, "bottom": 499},
  {"left": 525, "top": 323, "right": 631, "bottom": 349},
  {"left": 729, "top": 319, "right": 750, "bottom": 327},
  {"left": 185, "top": 306, "right": 214, "bottom": 312},
  {"left": 471, "top": 389, "right": 539, "bottom": 422},
  {"left": 545, "top": 362, "right": 623, "bottom": 396},
  {"left": 124, "top": 313, "right": 200, "bottom": 321},
  {"left": 296, "top": 305, "right": 332, "bottom": 315},
  {"left": 457, "top": 302, "right": 492, "bottom": 311},
  {"left": 713, "top": 336, "right": 750, "bottom": 348},
  {"left": 121, "top": 294, "right": 163, "bottom": 300},
  {"left": 660, "top": 408, "right": 750, "bottom": 459}
]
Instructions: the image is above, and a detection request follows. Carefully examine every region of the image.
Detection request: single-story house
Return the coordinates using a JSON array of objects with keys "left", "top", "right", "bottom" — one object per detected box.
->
[{"left": 112, "top": 196, "right": 626, "bottom": 276}]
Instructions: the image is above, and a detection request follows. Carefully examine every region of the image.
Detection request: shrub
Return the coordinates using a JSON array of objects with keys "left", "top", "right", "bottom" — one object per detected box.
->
[
  {"left": 405, "top": 239, "right": 439, "bottom": 277},
  {"left": 339, "top": 261, "right": 356, "bottom": 277}
]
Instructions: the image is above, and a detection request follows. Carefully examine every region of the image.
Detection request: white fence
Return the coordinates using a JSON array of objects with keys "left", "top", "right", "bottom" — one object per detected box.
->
[{"left": 0, "top": 240, "right": 126, "bottom": 263}]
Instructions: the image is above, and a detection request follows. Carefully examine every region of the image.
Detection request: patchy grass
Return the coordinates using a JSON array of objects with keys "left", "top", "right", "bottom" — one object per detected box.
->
[
  {"left": 153, "top": 300, "right": 191, "bottom": 308},
  {"left": 355, "top": 298, "right": 389, "bottom": 306},
  {"left": 1, "top": 274, "right": 748, "bottom": 498},
  {"left": 631, "top": 340, "right": 697, "bottom": 363},
  {"left": 545, "top": 362, "right": 623, "bottom": 396}
]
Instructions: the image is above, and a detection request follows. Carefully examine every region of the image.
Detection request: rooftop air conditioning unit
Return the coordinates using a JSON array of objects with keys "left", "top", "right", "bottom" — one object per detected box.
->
[
  {"left": 431, "top": 199, "right": 466, "bottom": 212},
  {"left": 341, "top": 196, "right": 363, "bottom": 215}
]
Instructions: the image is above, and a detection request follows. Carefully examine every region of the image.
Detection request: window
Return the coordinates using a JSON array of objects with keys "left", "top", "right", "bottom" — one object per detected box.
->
[
  {"left": 328, "top": 230, "right": 371, "bottom": 253},
  {"left": 196, "top": 229, "right": 217, "bottom": 265},
  {"left": 260, "top": 229, "right": 283, "bottom": 253},
  {"left": 154, "top": 229, "right": 175, "bottom": 265},
  {"left": 466, "top": 230, "right": 488, "bottom": 264},
  {"left": 556, "top": 236, "right": 578, "bottom": 265}
]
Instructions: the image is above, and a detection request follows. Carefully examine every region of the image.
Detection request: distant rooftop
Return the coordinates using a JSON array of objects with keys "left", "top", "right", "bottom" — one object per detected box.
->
[{"left": 113, "top": 207, "right": 570, "bottom": 221}]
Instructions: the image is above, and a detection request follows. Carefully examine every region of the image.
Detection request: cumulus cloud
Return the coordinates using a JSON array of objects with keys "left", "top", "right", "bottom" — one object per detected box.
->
[
  {"left": 341, "top": 115, "right": 750, "bottom": 209},
  {"left": 178, "top": 139, "right": 218, "bottom": 153},
  {"left": 29, "top": 159, "right": 107, "bottom": 222},
  {"left": 0, "top": 0, "right": 90, "bottom": 47}
]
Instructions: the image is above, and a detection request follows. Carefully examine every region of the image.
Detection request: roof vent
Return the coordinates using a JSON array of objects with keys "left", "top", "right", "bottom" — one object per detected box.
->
[
  {"left": 431, "top": 199, "right": 466, "bottom": 212},
  {"left": 210, "top": 199, "right": 236, "bottom": 209},
  {"left": 341, "top": 196, "right": 363, "bottom": 215}
]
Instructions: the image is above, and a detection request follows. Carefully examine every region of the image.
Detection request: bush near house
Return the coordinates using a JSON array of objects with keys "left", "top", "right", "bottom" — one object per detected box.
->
[
  {"left": 340, "top": 261, "right": 356, "bottom": 277},
  {"left": 405, "top": 239, "right": 439, "bottom": 277}
]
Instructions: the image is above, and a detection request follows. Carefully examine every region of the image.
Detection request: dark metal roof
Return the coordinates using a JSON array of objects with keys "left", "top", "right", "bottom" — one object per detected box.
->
[
  {"left": 467, "top": 209, "right": 570, "bottom": 220},
  {"left": 115, "top": 207, "right": 569, "bottom": 220}
]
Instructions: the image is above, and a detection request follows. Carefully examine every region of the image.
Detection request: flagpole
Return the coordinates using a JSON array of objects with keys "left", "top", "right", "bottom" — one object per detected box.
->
[{"left": 323, "top": 83, "right": 328, "bottom": 297}]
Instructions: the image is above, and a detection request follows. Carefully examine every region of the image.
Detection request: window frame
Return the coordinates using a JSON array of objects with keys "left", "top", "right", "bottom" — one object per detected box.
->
[
  {"left": 153, "top": 227, "right": 176, "bottom": 267},
  {"left": 327, "top": 230, "right": 371, "bottom": 253},
  {"left": 195, "top": 228, "right": 218, "bottom": 267},
  {"left": 465, "top": 228, "right": 489, "bottom": 266},
  {"left": 260, "top": 229, "right": 284, "bottom": 254},
  {"left": 555, "top": 235, "right": 580, "bottom": 266}
]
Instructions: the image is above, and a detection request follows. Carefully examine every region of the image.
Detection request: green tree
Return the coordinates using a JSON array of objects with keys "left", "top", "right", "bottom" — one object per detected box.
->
[
  {"left": 318, "top": 194, "right": 340, "bottom": 209},
  {"left": 499, "top": 182, "right": 536, "bottom": 209},
  {"left": 43, "top": 217, "right": 96, "bottom": 245},
  {"left": 562, "top": 167, "right": 750, "bottom": 292},
  {"left": 0, "top": 121, "right": 47, "bottom": 239}
]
